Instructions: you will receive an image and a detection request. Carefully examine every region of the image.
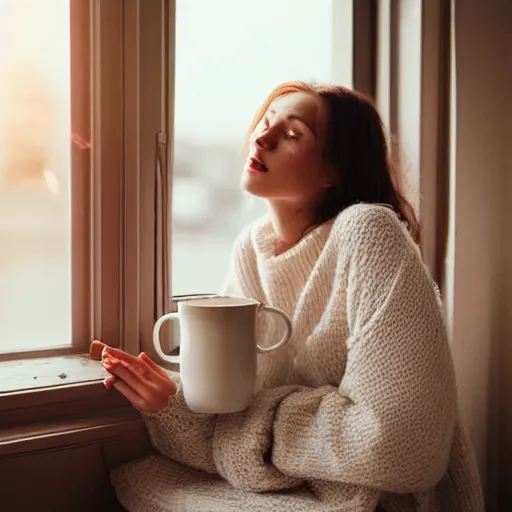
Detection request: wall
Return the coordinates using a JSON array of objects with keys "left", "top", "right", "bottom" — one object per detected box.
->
[
  {"left": 451, "top": 0, "right": 510, "bottom": 505},
  {"left": 498, "top": 143, "right": 512, "bottom": 504},
  {"left": 497, "top": 4, "right": 512, "bottom": 502}
]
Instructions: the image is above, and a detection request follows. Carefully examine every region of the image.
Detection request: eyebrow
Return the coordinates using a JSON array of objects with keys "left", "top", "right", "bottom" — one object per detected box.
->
[{"left": 267, "top": 108, "right": 317, "bottom": 137}]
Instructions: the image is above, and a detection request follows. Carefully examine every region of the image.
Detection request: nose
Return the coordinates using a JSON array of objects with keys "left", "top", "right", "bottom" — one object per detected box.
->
[{"left": 254, "top": 129, "right": 274, "bottom": 151}]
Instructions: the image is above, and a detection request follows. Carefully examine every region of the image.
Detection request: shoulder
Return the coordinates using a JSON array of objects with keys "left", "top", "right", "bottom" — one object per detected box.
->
[
  {"left": 333, "top": 202, "right": 407, "bottom": 236},
  {"left": 330, "top": 203, "right": 420, "bottom": 260}
]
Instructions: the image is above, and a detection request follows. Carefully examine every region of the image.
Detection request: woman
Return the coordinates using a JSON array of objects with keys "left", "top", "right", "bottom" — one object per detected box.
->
[{"left": 103, "top": 82, "right": 484, "bottom": 511}]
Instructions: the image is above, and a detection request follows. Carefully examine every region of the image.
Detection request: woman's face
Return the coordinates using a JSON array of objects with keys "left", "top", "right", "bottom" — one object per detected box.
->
[{"left": 241, "top": 92, "right": 332, "bottom": 208}]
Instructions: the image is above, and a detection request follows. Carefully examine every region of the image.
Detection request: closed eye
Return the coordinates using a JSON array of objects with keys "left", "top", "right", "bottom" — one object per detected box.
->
[
  {"left": 261, "top": 116, "right": 301, "bottom": 140},
  {"left": 285, "top": 130, "right": 301, "bottom": 140}
]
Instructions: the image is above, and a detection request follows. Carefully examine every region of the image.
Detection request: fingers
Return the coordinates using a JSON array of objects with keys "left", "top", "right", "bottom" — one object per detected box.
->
[
  {"left": 102, "top": 346, "right": 139, "bottom": 364},
  {"left": 90, "top": 340, "right": 106, "bottom": 360},
  {"left": 102, "top": 356, "right": 157, "bottom": 401},
  {"left": 139, "top": 352, "right": 169, "bottom": 378},
  {"left": 101, "top": 346, "right": 166, "bottom": 379},
  {"left": 111, "top": 378, "right": 145, "bottom": 410},
  {"left": 104, "top": 375, "right": 116, "bottom": 390},
  {"left": 102, "top": 347, "right": 156, "bottom": 383},
  {"left": 106, "top": 354, "right": 151, "bottom": 380},
  {"left": 103, "top": 359, "right": 140, "bottom": 390},
  {"left": 101, "top": 348, "right": 178, "bottom": 411}
]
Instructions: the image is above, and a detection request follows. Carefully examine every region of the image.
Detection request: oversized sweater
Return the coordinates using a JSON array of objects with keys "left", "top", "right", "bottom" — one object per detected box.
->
[{"left": 111, "top": 204, "right": 484, "bottom": 511}]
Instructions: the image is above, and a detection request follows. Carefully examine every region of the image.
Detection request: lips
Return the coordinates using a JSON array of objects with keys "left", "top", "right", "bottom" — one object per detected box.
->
[{"left": 246, "top": 155, "right": 268, "bottom": 173}]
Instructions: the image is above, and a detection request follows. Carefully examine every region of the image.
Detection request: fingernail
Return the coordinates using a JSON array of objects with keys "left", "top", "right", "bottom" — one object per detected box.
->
[
  {"left": 102, "top": 359, "right": 113, "bottom": 370},
  {"left": 103, "top": 376, "right": 117, "bottom": 390}
]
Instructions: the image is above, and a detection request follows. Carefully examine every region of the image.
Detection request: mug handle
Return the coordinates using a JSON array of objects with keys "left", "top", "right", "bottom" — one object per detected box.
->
[
  {"left": 153, "top": 313, "right": 181, "bottom": 364},
  {"left": 256, "top": 305, "right": 293, "bottom": 353}
]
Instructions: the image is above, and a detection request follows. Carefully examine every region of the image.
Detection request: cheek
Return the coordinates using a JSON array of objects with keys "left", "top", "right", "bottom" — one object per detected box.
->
[
  {"left": 284, "top": 146, "right": 324, "bottom": 182},
  {"left": 279, "top": 144, "right": 317, "bottom": 170},
  {"left": 292, "top": 153, "right": 329, "bottom": 198}
]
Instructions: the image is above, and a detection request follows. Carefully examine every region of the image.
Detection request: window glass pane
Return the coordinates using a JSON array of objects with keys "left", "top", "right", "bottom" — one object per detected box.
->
[
  {"left": 0, "top": 0, "right": 72, "bottom": 352},
  {"left": 173, "top": 0, "right": 346, "bottom": 295}
]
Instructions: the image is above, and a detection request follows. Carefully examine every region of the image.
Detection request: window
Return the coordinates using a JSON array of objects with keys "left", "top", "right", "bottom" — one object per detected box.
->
[
  {"left": 0, "top": 0, "right": 129, "bottom": 396},
  {"left": 0, "top": 1, "right": 167, "bottom": 409},
  {"left": 171, "top": 0, "right": 353, "bottom": 296},
  {"left": 0, "top": 0, "right": 89, "bottom": 355}
]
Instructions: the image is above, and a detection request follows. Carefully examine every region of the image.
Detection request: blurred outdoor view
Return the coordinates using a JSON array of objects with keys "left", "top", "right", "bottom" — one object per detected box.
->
[
  {"left": 172, "top": 0, "right": 339, "bottom": 295},
  {"left": 0, "top": 0, "right": 71, "bottom": 352},
  {"left": 0, "top": 0, "right": 347, "bottom": 352}
]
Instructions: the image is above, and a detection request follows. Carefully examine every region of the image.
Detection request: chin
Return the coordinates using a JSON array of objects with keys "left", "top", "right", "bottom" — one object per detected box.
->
[{"left": 240, "top": 172, "right": 270, "bottom": 198}]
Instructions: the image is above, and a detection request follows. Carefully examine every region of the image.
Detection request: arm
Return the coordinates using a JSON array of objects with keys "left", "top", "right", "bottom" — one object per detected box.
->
[
  {"left": 212, "top": 207, "right": 457, "bottom": 494},
  {"left": 141, "top": 383, "right": 218, "bottom": 473},
  {"left": 141, "top": 225, "right": 259, "bottom": 474},
  {"left": 100, "top": 346, "right": 218, "bottom": 474}
]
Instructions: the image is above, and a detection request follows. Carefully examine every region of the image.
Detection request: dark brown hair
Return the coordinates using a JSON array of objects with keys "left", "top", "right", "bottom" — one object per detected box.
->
[{"left": 247, "top": 81, "right": 420, "bottom": 243}]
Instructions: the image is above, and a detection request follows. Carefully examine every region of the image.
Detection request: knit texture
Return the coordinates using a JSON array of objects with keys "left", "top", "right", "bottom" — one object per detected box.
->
[{"left": 111, "top": 204, "right": 484, "bottom": 511}]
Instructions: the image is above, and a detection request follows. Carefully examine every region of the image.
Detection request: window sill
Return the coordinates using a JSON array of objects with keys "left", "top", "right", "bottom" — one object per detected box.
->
[
  {"left": 0, "top": 354, "right": 180, "bottom": 434},
  {"left": 0, "top": 354, "right": 108, "bottom": 393},
  {"left": 0, "top": 355, "right": 128, "bottom": 433}
]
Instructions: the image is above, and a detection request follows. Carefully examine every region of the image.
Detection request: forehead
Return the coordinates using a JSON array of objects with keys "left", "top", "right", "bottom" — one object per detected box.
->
[{"left": 267, "top": 91, "right": 322, "bottom": 128}]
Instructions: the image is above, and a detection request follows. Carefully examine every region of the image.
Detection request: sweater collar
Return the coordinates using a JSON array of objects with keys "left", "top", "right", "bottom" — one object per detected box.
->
[{"left": 252, "top": 215, "right": 335, "bottom": 264}]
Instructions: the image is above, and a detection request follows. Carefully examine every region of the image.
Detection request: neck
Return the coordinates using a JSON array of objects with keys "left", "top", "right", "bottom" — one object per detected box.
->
[{"left": 267, "top": 201, "right": 315, "bottom": 254}]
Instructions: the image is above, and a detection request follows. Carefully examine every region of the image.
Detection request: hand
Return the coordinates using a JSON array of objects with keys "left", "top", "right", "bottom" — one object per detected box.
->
[{"left": 99, "top": 344, "right": 178, "bottom": 413}]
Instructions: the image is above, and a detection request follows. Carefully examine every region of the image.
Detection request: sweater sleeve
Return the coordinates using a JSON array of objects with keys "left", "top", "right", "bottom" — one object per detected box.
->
[
  {"left": 140, "top": 225, "right": 258, "bottom": 474},
  {"left": 212, "top": 207, "right": 457, "bottom": 494},
  {"left": 141, "top": 383, "right": 217, "bottom": 474}
]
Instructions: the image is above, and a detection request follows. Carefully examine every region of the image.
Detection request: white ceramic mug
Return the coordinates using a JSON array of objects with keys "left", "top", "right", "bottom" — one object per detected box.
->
[{"left": 153, "top": 296, "right": 292, "bottom": 413}]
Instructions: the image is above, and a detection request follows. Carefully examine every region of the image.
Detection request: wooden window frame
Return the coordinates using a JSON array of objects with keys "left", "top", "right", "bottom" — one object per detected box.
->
[
  {"left": 0, "top": 0, "right": 126, "bottom": 364},
  {"left": 0, "top": 0, "right": 97, "bottom": 362},
  {"left": 0, "top": 0, "right": 169, "bottom": 421}
]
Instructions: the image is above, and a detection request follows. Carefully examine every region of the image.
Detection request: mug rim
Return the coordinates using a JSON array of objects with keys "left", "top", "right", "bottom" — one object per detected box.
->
[{"left": 180, "top": 296, "right": 259, "bottom": 309}]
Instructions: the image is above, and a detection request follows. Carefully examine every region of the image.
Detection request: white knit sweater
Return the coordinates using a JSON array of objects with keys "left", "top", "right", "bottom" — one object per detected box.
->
[{"left": 111, "top": 204, "right": 484, "bottom": 511}]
